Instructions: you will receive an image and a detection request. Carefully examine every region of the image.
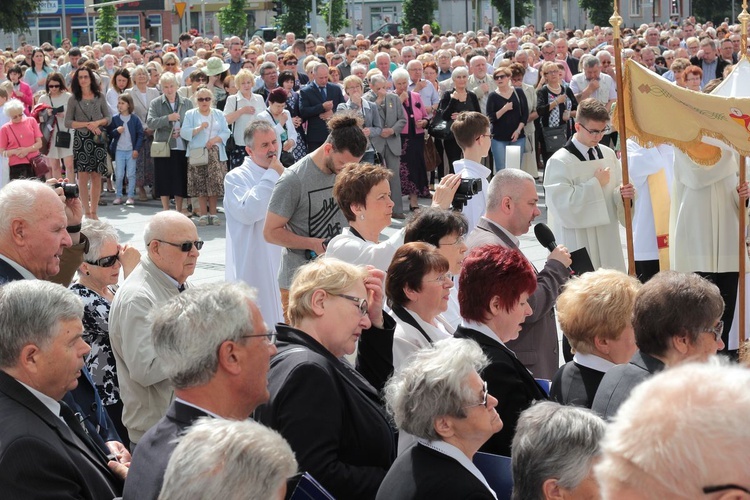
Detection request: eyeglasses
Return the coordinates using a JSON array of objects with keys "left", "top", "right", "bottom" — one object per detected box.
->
[
  {"left": 579, "top": 123, "right": 611, "bottom": 136},
  {"left": 425, "top": 273, "right": 453, "bottom": 285},
  {"left": 703, "top": 484, "right": 750, "bottom": 495},
  {"left": 153, "top": 239, "right": 204, "bottom": 251},
  {"left": 242, "top": 330, "right": 277, "bottom": 345},
  {"left": 48, "top": 84, "right": 60, "bottom": 88},
  {"left": 333, "top": 293, "right": 368, "bottom": 317},
  {"left": 285, "top": 60, "right": 297, "bottom": 65},
  {"left": 463, "top": 381, "right": 489, "bottom": 408},
  {"left": 493, "top": 74, "right": 509, "bottom": 80},
  {"left": 705, "top": 320, "right": 724, "bottom": 342},
  {"left": 86, "top": 252, "right": 119, "bottom": 267},
  {"left": 441, "top": 235, "right": 465, "bottom": 246},
  {"left": 196, "top": 97, "right": 212, "bottom": 102}
]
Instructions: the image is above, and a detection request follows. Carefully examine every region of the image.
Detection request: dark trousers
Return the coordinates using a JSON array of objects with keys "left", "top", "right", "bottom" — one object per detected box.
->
[
  {"left": 635, "top": 259, "right": 660, "bottom": 284},
  {"left": 696, "top": 271, "right": 738, "bottom": 356}
]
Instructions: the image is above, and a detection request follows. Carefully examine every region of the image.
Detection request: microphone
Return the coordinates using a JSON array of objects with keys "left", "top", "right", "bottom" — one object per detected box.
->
[{"left": 534, "top": 223, "right": 558, "bottom": 252}]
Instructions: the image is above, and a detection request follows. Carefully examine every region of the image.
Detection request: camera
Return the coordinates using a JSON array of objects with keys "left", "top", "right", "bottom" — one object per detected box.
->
[
  {"left": 305, "top": 237, "right": 333, "bottom": 260},
  {"left": 452, "top": 178, "right": 482, "bottom": 211},
  {"left": 54, "top": 182, "right": 79, "bottom": 199}
]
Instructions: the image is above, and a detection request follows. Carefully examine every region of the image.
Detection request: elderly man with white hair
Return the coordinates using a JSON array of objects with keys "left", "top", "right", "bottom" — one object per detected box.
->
[
  {"left": 109, "top": 211, "right": 201, "bottom": 446},
  {"left": 159, "top": 418, "right": 297, "bottom": 500},
  {"left": 596, "top": 359, "right": 750, "bottom": 499},
  {"left": 123, "top": 282, "right": 277, "bottom": 500}
]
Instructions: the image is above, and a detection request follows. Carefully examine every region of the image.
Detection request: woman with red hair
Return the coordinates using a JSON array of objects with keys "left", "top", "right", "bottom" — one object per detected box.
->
[{"left": 454, "top": 244, "right": 549, "bottom": 457}]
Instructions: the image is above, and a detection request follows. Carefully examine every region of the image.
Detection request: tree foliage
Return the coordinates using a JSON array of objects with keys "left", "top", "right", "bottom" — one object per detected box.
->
[
  {"left": 578, "top": 0, "right": 614, "bottom": 27},
  {"left": 320, "top": 0, "right": 346, "bottom": 35},
  {"left": 218, "top": 0, "right": 250, "bottom": 38},
  {"left": 95, "top": 5, "right": 118, "bottom": 45},
  {"left": 402, "top": 0, "right": 436, "bottom": 33},
  {"left": 692, "top": 0, "right": 732, "bottom": 25},
  {"left": 0, "top": 0, "right": 45, "bottom": 33},
  {"left": 490, "top": 0, "right": 533, "bottom": 29},
  {"left": 278, "top": 0, "right": 311, "bottom": 37}
]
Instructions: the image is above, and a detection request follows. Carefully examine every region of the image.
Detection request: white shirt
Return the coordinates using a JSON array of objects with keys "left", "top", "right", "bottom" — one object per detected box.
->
[
  {"left": 453, "top": 159, "right": 491, "bottom": 233},
  {"left": 573, "top": 352, "right": 615, "bottom": 373},
  {"left": 461, "top": 319, "right": 505, "bottom": 347},
  {"left": 0, "top": 254, "right": 36, "bottom": 280},
  {"left": 174, "top": 397, "right": 222, "bottom": 418},
  {"left": 18, "top": 380, "right": 61, "bottom": 420}
]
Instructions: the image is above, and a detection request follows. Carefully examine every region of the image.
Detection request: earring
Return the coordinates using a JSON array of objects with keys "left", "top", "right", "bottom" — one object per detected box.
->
[
  {"left": 359, "top": 214, "right": 365, "bottom": 221},
  {"left": 85, "top": 271, "right": 90, "bottom": 276}
]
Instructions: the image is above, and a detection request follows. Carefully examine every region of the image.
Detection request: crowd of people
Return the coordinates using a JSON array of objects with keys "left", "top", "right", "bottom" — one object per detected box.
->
[{"left": 0, "top": 16, "right": 749, "bottom": 499}]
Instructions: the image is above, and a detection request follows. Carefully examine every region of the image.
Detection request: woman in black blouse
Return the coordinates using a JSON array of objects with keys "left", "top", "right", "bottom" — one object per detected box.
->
[
  {"left": 486, "top": 66, "right": 528, "bottom": 172},
  {"left": 436, "top": 66, "right": 480, "bottom": 174},
  {"left": 535, "top": 61, "right": 577, "bottom": 166}
]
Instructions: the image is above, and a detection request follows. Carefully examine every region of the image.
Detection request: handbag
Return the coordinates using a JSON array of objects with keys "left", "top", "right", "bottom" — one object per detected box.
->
[
  {"left": 424, "top": 135, "right": 439, "bottom": 172},
  {"left": 29, "top": 154, "right": 50, "bottom": 177},
  {"left": 541, "top": 125, "right": 567, "bottom": 152},
  {"left": 151, "top": 140, "right": 170, "bottom": 157},
  {"left": 189, "top": 147, "right": 209, "bottom": 166},
  {"left": 55, "top": 130, "right": 71, "bottom": 149},
  {"left": 280, "top": 150, "right": 296, "bottom": 167},
  {"left": 427, "top": 114, "right": 452, "bottom": 140},
  {"left": 225, "top": 97, "right": 237, "bottom": 152}
]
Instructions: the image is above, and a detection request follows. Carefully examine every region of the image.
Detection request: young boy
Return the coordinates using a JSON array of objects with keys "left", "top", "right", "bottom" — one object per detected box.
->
[{"left": 450, "top": 111, "right": 492, "bottom": 232}]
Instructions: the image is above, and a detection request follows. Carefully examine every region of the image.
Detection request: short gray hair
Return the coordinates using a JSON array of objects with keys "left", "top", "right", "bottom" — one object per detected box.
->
[
  {"left": 143, "top": 211, "right": 189, "bottom": 248},
  {"left": 243, "top": 119, "right": 276, "bottom": 149},
  {"left": 81, "top": 219, "right": 119, "bottom": 261},
  {"left": 158, "top": 417, "right": 297, "bottom": 500},
  {"left": 391, "top": 67, "right": 409, "bottom": 84},
  {"left": 581, "top": 54, "right": 600, "bottom": 69},
  {"left": 0, "top": 280, "right": 83, "bottom": 368},
  {"left": 0, "top": 179, "right": 53, "bottom": 239},
  {"left": 451, "top": 66, "right": 469, "bottom": 79},
  {"left": 511, "top": 402, "right": 605, "bottom": 500},
  {"left": 3, "top": 99, "right": 24, "bottom": 118},
  {"left": 486, "top": 169, "right": 535, "bottom": 212},
  {"left": 151, "top": 282, "right": 260, "bottom": 389},
  {"left": 159, "top": 71, "right": 179, "bottom": 88},
  {"left": 384, "top": 337, "right": 488, "bottom": 441},
  {"left": 369, "top": 74, "right": 387, "bottom": 86}
]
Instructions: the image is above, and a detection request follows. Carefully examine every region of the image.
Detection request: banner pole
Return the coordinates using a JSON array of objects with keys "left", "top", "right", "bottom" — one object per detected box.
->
[{"left": 610, "top": 1, "right": 635, "bottom": 276}]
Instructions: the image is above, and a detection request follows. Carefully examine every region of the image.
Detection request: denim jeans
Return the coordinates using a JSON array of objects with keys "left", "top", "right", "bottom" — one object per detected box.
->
[
  {"left": 491, "top": 137, "right": 526, "bottom": 173},
  {"left": 115, "top": 149, "right": 137, "bottom": 198}
]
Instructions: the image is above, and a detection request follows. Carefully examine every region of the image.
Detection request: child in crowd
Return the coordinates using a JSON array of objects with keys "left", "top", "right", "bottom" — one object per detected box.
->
[{"left": 107, "top": 93, "right": 143, "bottom": 206}]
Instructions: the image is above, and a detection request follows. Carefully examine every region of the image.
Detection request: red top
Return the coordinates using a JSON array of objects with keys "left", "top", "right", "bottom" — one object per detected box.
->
[{"left": 0, "top": 117, "right": 43, "bottom": 166}]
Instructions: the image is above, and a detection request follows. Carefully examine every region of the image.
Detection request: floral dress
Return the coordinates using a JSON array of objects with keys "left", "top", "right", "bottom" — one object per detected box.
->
[{"left": 69, "top": 283, "right": 120, "bottom": 405}]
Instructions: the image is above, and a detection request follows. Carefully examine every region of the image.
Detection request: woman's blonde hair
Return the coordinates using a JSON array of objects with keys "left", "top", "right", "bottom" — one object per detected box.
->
[{"left": 288, "top": 258, "right": 368, "bottom": 326}]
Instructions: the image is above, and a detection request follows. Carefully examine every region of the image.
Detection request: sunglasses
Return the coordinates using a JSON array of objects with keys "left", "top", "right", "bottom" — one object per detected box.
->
[
  {"left": 48, "top": 84, "right": 60, "bottom": 88},
  {"left": 334, "top": 293, "right": 368, "bottom": 317},
  {"left": 165, "top": 62, "right": 176, "bottom": 66},
  {"left": 196, "top": 97, "right": 212, "bottom": 102},
  {"left": 285, "top": 61, "right": 297, "bottom": 65},
  {"left": 86, "top": 252, "right": 119, "bottom": 267},
  {"left": 493, "top": 74, "right": 509, "bottom": 80},
  {"left": 153, "top": 239, "right": 205, "bottom": 251}
]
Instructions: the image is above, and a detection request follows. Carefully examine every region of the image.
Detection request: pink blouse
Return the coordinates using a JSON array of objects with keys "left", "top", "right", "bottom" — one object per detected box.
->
[{"left": 0, "top": 117, "right": 43, "bottom": 166}]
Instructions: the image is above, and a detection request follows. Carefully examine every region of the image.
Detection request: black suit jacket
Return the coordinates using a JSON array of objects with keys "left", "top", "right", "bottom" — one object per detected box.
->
[
  {"left": 454, "top": 326, "right": 549, "bottom": 457},
  {"left": 0, "top": 370, "right": 122, "bottom": 499},
  {"left": 299, "top": 82, "right": 346, "bottom": 144},
  {"left": 566, "top": 55, "right": 580, "bottom": 75},
  {"left": 255, "top": 319, "right": 397, "bottom": 500},
  {"left": 689, "top": 55, "right": 729, "bottom": 81},
  {"left": 550, "top": 361, "right": 606, "bottom": 409},
  {"left": 122, "top": 400, "right": 209, "bottom": 500},
  {"left": 0, "top": 257, "right": 24, "bottom": 284},
  {"left": 591, "top": 351, "right": 665, "bottom": 419},
  {"left": 466, "top": 218, "right": 569, "bottom": 379},
  {"left": 376, "top": 443, "right": 495, "bottom": 500}
]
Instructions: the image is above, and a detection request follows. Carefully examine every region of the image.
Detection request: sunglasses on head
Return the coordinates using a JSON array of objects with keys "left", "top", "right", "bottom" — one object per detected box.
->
[{"left": 86, "top": 252, "right": 119, "bottom": 267}]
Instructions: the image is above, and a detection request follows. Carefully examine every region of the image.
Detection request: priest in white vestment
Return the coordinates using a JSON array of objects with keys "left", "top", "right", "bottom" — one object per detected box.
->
[
  {"left": 224, "top": 120, "right": 285, "bottom": 326},
  {"left": 543, "top": 98, "right": 634, "bottom": 272}
]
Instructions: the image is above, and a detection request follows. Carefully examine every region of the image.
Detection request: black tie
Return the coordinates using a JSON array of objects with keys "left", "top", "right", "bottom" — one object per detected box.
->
[
  {"left": 588, "top": 148, "right": 597, "bottom": 160},
  {"left": 59, "top": 401, "right": 93, "bottom": 451},
  {"left": 320, "top": 85, "right": 327, "bottom": 100},
  {"left": 178, "top": 284, "right": 186, "bottom": 293}
]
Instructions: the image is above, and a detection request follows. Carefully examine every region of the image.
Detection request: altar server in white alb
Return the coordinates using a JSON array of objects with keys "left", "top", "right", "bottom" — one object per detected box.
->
[
  {"left": 543, "top": 98, "right": 634, "bottom": 272},
  {"left": 224, "top": 119, "right": 285, "bottom": 326}
]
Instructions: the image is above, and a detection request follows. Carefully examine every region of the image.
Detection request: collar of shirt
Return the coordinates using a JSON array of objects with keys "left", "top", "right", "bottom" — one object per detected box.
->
[
  {"left": 174, "top": 397, "right": 223, "bottom": 419},
  {"left": 18, "top": 379, "right": 61, "bottom": 421},
  {"left": 0, "top": 253, "right": 37, "bottom": 280},
  {"left": 417, "top": 438, "right": 498, "bottom": 499},
  {"left": 403, "top": 306, "right": 450, "bottom": 339},
  {"left": 461, "top": 319, "right": 505, "bottom": 346},
  {"left": 572, "top": 136, "right": 595, "bottom": 159},
  {"left": 482, "top": 217, "right": 520, "bottom": 247},
  {"left": 573, "top": 351, "right": 616, "bottom": 373}
]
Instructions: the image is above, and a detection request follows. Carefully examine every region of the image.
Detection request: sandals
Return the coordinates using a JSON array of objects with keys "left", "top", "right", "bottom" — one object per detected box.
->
[{"left": 209, "top": 215, "right": 221, "bottom": 226}]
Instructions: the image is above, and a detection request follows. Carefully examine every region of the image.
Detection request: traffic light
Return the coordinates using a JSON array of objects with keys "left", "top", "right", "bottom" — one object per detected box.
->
[{"left": 272, "top": 1, "right": 282, "bottom": 15}]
